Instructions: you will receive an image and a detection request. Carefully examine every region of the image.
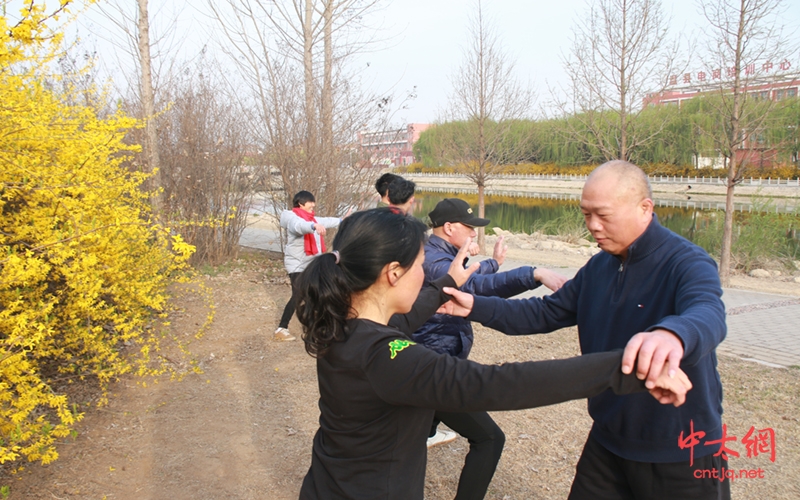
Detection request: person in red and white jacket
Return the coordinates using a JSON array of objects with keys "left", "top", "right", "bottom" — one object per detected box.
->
[{"left": 274, "top": 191, "right": 342, "bottom": 342}]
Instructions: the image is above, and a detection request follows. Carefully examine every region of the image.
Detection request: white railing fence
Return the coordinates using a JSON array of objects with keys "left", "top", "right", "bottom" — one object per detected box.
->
[{"left": 408, "top": 172, "right": 800, "bottom": 187}]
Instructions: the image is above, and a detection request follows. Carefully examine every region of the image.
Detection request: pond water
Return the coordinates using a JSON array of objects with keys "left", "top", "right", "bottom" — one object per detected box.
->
[{"left": 411, "top": 191, "right": 800, "bottom": 257}]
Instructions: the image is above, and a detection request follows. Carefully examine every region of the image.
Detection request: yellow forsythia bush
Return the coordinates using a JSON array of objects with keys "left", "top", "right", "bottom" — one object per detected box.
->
[{"left": 0, "top": 2, "right": 195, "bottom": 466}]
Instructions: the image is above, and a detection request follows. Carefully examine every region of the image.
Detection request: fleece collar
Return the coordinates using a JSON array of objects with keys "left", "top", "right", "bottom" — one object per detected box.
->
[
  {"left": 426, "top": 234, "right": 459, "bottom": 257},
  {"left": 622, "top": 214, "right": 672, "bottom": 264}
]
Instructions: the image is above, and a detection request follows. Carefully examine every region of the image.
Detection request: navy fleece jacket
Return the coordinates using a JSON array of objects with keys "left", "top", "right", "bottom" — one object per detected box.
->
[
  {"left": 467, "top": 215, "right": 726, "bottom": 463},
  {"left": 413, "top": 234, "right": 540, "bottom": 358}
]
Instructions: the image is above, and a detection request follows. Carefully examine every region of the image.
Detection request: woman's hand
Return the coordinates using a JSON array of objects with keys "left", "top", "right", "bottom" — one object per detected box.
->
[
  {"left": 647, "top": 364, "right": 693, "bottom": 407},
  {"left": 447, "top": 237, "right": 480, "bottom": 287},
  {"left": 436, "top": 287, "right": 475, "bottom": 317}
]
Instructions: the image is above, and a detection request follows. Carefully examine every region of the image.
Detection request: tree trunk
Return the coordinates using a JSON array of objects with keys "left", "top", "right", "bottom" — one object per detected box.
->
[
  {"left": 719, "top": 0, "right": 748, "bottom": 285},
  {"left": 619, "top": 0, "right": 628, "bottom": 161},
  {"left": 303, "top": 0, "right": 316, "bottom": 179},
  {"left": 137, "top": 0, "right": 161, "bottom": 214},
  {"left": 719, "top": 163, "right": 736, "bottom": 285},
  {"left": 476, "top": 1, "right": 487, "bottom": 254},
  {"left": 322, "top": 0, "right": 334, "bottom": 213},
  {"left": 477, "top": 183, "right": 486, "bottom": 252}
]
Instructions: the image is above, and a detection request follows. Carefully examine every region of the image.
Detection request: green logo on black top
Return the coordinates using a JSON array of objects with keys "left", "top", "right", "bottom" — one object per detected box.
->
[{"left": 389, "top": 339, "right": 416, "bottom": 359}]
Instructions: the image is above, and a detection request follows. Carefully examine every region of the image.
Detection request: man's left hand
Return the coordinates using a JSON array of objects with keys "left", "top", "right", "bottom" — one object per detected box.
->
[
  {"left": 492, "top": 236, "right": 507, "bottom": 266},
  {"left": 533, "top": 268, "right": 568, "bottom": 292},
  {"left": 622, "top": 329, "right": 684, "bottom": 389}
]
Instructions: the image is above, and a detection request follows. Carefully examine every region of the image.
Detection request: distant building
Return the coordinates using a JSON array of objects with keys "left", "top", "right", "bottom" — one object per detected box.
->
[
  {"left": 644, "top": 75, "right": 799, "bottom": 108},
  {"left": 358, "top": 123, "right": 431, "bottom": 167},
  {"left": 644, "top": 62, "right": 799, "bottom": 168}
]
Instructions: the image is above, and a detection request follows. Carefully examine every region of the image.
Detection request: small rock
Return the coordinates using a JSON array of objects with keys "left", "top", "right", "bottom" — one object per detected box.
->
[
  {"left": 748, "top": 269, "right": 771, "bottom": 278},
  {"left": 794, "top": 276, "right": 800, "bottom": 283},
  {"left": 794, "top": 260, "right": 800, "bottom": 270},
  {"left": 771, "top": 270, "right": 782, "bottom": 277}
]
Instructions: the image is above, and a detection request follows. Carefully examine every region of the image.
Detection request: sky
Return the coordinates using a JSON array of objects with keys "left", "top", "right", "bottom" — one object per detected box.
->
[
  {"left": 62, "top": 0, "right": 800, "bottom": 124},
  {"left": 355, "top": 0, "right": 800, "bottom": 123}
]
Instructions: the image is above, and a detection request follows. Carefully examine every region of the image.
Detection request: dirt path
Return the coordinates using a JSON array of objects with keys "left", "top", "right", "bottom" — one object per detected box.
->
[{"left": 5, "top": 250, "right": 800, "bottom": 499}]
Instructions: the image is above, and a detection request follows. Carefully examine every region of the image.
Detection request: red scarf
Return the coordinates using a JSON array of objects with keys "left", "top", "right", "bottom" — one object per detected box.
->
[{"left": 292, "top": 207, "right": 326, "bottom": 255}]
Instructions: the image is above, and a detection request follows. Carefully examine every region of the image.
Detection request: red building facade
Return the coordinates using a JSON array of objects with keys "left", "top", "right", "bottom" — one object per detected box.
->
[
  {"left": 643, "top": 58, "right": 799, "bottom": 168},
  {"left": 358, "top": 123, "right": 431, "bottom": 167}
]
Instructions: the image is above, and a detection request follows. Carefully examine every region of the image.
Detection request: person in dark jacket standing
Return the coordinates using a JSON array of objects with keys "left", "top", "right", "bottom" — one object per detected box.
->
[
  {"left": 416, "top": 198, "right": 569, "bottom": 500},
  {"left": 375, "top": 172, "right": 401, "bottom": 208},
  {"left": 294, "top": 207, "right": 692, "bottom": 500},
  {"left": 386, "top": 177, "right": 416, "bottom": 214},
  {"left": 439, "top": 161, "right": 729, "bottom": 500}
]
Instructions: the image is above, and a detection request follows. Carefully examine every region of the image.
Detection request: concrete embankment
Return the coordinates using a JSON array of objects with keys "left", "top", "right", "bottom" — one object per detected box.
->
[{"left": 406, "top": 173, "right": 800, "bottom": 210}]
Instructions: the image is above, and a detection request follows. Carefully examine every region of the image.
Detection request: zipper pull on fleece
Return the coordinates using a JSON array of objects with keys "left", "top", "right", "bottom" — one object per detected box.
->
[{"left": 618, "top": 262, "right": 624, "bottom": 272}]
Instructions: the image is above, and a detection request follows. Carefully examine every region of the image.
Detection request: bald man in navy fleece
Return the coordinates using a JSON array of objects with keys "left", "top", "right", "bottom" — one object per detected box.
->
[{"left": 441, "top": 160, "right": 728, "bottom": 500}]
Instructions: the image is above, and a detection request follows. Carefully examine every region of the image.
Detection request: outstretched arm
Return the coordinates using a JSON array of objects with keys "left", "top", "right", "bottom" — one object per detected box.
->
[
  {"left": 367, "top": 342, "right": 692, "bottom": 413},
  {"left": 390, "top": 240, "right": 480, "bottom": 334},
  {"left": 281, "top": 210, "right": 315, "bottom": 235},
  {"left": 438, "top": 280, "right": 579, "bottom": 336}
]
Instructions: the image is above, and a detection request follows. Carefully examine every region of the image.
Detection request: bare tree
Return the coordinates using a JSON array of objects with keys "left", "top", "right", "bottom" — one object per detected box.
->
[
  {"left": 207, "top": 0, "right": 390, "bottom": 222},
  {"left": 699, "top": 0, "right": 794, "bottom": 285},
  {"left": 85, "top": 1, "right": 258, "bottom": 263},
  {"left": 84, "top": 0, "right": 190, "bottom": 213},
  {"left": 137, "top": 0, "right": 162, "bottom": 213},
  {"left": 157, "top": 61, "right": 253, "bottom": 265},
  {"left": 559, "top": 0, "right": 681, "bottom": 162},
  {"left": 442, "top": 0, "right": 534, "bottom": 251}
]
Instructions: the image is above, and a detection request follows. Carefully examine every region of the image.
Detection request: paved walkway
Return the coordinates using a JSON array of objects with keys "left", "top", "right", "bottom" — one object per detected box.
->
[{"left": 241, "top": 227, "right": 800, "bottom": 368}]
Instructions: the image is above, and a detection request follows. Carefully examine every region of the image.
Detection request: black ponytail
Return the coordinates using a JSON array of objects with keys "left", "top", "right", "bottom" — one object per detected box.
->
[
  {"left": 296, "top": 208, "right": 428, "bottom": 357},
  {"left": 296, "top": 253, "right": 351, "bottom": 357}
]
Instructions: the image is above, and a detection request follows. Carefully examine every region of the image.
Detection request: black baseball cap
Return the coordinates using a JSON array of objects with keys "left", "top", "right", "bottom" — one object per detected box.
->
[{"left": 428, "top": 198, "right": 490, "bottom": 228}]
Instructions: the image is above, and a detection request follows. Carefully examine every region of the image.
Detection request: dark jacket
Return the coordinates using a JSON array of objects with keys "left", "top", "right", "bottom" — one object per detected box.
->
[
  {"left": 467, "top": 215, "right": 726, "bottom": 463},
  {"left": 299, "top": 275, "right": 649, "bottom": 500},
  {"left": 411, "top": 235, "right": 540, "bottom": 359}
]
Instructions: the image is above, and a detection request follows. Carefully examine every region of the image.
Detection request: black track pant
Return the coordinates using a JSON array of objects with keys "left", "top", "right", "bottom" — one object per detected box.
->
[
  {"left": 568, "top": 433, "right": 731, "bottom": 500},
  {"left": 278, "top": 273, "right": 301, "bottom": 329},
  {"left": 431, "top": 411, "right": 506, "bottom": 500}
]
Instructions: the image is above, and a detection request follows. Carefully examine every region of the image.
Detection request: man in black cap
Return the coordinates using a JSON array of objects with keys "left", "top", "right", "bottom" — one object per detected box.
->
[{"left": 415, "top": 198, "right": 568, "bottom": 500}]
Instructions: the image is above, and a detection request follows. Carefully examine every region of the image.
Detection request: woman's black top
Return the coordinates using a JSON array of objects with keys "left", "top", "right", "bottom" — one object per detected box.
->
[{"left": 299, "top": 276, "right": 647, "bottom": 499}]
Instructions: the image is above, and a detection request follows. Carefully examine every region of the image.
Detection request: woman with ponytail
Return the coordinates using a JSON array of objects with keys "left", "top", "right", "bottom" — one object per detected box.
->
[
  {"left": 275, "top": 191, "right": 343, "bottom": 342},
  {"left": 295, "top": 208, "right": 692, "bottom": 500}
]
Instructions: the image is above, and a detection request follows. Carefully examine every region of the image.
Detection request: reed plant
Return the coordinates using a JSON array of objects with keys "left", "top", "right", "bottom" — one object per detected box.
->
[
  {"left": 691, "top": 201, "right": 800, "bottom": 272},
  {"left": 530, "top": 205, "right": 590, "bottom": 244}
]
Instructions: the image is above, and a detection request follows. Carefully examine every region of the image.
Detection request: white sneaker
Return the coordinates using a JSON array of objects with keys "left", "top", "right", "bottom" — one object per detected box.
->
[
  {"left": 274, "top": 327, "right": 296, "bottom": 342},
  {"left": 427, "top": 429, "right": 457, "bottom": 448}
]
